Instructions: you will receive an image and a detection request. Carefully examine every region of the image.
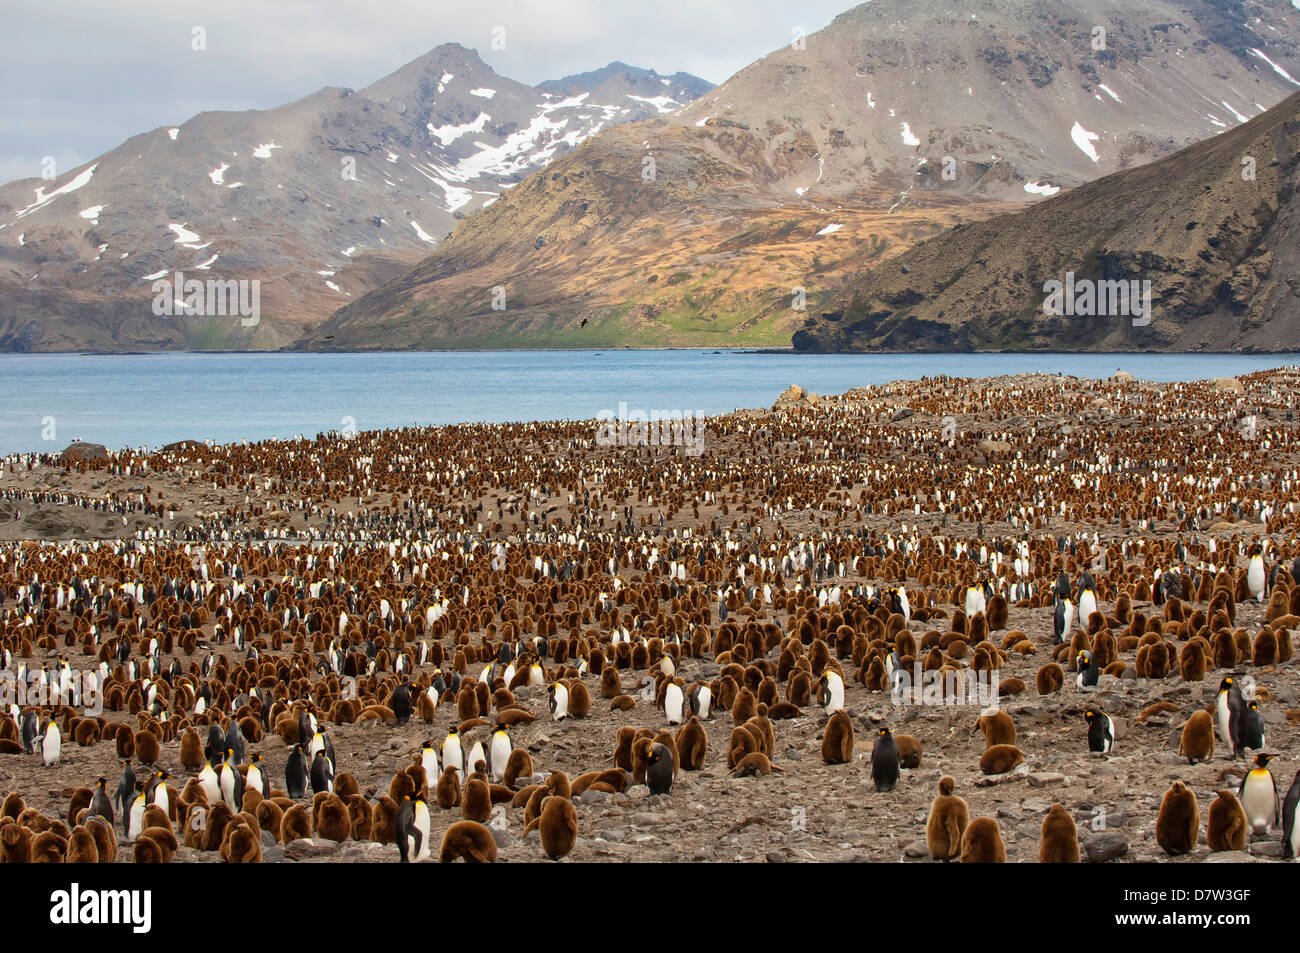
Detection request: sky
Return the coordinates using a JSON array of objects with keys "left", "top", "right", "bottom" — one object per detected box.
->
[{"left": 0, "top": 0, "right": 860, "bottom": 186}]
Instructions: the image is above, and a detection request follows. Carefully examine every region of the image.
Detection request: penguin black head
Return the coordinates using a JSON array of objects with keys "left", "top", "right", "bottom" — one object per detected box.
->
[{"left": 1254, "top": 753, "right": 1277, "bottom": 768}]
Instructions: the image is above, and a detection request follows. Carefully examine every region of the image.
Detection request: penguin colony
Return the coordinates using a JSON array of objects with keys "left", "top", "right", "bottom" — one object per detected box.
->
[{"left": 0, "top": 371, "right": 1299, "bottom": 862}]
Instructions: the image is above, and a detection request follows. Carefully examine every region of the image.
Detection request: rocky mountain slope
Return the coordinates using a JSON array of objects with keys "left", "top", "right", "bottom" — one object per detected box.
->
[
  {"left": 793, "top": 89, "right": 1300, "bottom": 352},
  {"left": 0, "top": 47, "right": 710, "bottom": 351},
  {"left": 308, "top": 0, "right": 1300, "bottom": 351}
]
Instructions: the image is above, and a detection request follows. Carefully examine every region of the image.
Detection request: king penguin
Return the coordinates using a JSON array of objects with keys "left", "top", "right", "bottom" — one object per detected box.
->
[
  {"left": 1236, "top": 700, "right": 1266, "bottom": 758},
  {"left": 1216, "top": 676, "right": 1244, "bottom": 749},
  {"left": 40, "top": 718, "right": 61, "bottom": 767},
  {"left": 818, "top": 670, "right": 845, "bottom": 715},
  {"left": 1282, "top": 770, "right": 1300, "bottom": 860},
  {"left": 1239, "top": 753, "right": 1279, "bottom": 836},
  {"left": 310, "top": 748, "right": 335, "bottom": 794},
  {"left": 687, "top": 683, "right": 712, "bottom": 720},
  {"left": 664, "top": 681, "right": 685, "bottom": 725},
  {"left": 1085, "top": 709, "right": 1115, "bottom": 753},
  {"left": 548, "top": 682, "right": 569, "bottom": 721},
  {"left": 1075, "top": 650, "right": 1100, "bottom": 690},
  {"left": 1247, "top": 545, "right": 1267, "bottom": 602},
  {"left": 489, "top": 725, "right": 511, "bottom": 784},
  {"left": 442, "top": 726, "right": 464, "bottom": 784},
  {"left": 90, "top": 777, "right": 115, "bottom": 826},
  {"left": 285, "top": 743, "right": 308, "bottom": 800}
]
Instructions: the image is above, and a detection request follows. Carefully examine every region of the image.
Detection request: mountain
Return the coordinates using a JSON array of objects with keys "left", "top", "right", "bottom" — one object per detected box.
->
[
  {"left": 306, "top": 0, "right": 1300, "bottom": 351},
  {"left": 793, "top": 89, "right": 1300, "bottom": 353},
  {"left": 0, "top": 46, "right": 711, "bottom": 351}
]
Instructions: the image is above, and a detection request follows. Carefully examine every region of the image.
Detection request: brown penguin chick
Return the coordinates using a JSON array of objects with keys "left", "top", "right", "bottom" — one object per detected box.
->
[
  {"left": 181, "top": 804, "right": 207, "bottom": 848},
  {"left": 439, "top": 820, "right": 497, "bottom": 863},
  {"left": 675, "top": 716, "right": 709, "bottom": 770},
  {"left": 142, "top": 805, "right": 171, "bottom": 834},
  {"left": 895, "top": 734, "right": 922, "bottom": 769},
  {"left": 600, "top": 665, "right": 623, "bottom": 698},
  {"left": 462, "top": 777, "right": 492, "bottom": 823},
  {"left": 315, "top": 793, "right": 351, "bottom": 842},
  {"left": 567, "top": 680, "right": 591, "bottom": 718},
  {"left": 240, "top": 788, "right": 264, "bottom": 814},
  {"left": 388, "top": 770, "right": 416, "bottom": 802},
  {"left": 512, "top": 785, "right": 543, "bottom": 809},
  {"left": 787, "top": 670, "right": 812, "bottom": 707},
  {"left": 31, "top": 829, "right": 66, "bottom": 863},
  {"left": 1206, "top": 790, "right": 1249, "bottom": 852},
  {"left": 503, "top": 748, "right": 534, "bottom": 789},
  {"left": 416, "top": 691, "right": 437, "bottom": 723},
  {"left": 959, "top": 817, "right": 1006, "bottom": 863},
  {"left": 926, "top": 776, "right": 969, "bottom": 861},
  {"left": 609, "top": 695, "right": 637, "bottom": 711},
  {"left": 765, "top": 701, "right": 802, "bottom": 719},
  {"left": 974, "top": 708, "right": 1016, "bottom": 748},
  {"left": 979, "top": 745, "right": 1024, "bottom": 775},
  {"left": 524, "top": 795, "right": 578, "bottom": 860},
  {"left": 256, "top": 800, "right": 285, "bottom": 843},
  {"left": 202, "top": 803, "right": 235, "bottom": 852},
  {"left": 820, "top": 710, "right": 854, "bottom": 765},
  {"left": 727, "top": 726, "right": 758, "bottom": 768},
  {"left": 333, "top": 771, "right": 360, "bottom": 801},
  {"left": 134, "top": 729, "right": 160, "bottom": 765},
  {"left": 456, "top": 685, "right": 479, "bottom": 721},
  {"left": 731, "top": 688, "right": 757, "bottom": 724},
  {"left": 1179, "top": 641, "right": 1206, "bottom": 682},
  {"left": 1036, "top": 663, "right": 1064, "bottom": 694},
  {"left": 179, "top": 728, "right": 204, "bottom": 771},
  {"left": 1, "top": 792, "right": 24, "bottom": 819},
  {"left": 65, "top": 825, "right": 99, "bottom": 863},
  {"left": 1038, "top": 803, "right": 1080, "bottom": 863},
  {"left": 495, "top": 708, "right": 537, "bottom": 726},
  {"left": 1178, "top": 710, "right": 1215, "bottom": 764},
  {"left": 224, "top": 822, "right": 263, "bottom": 863},
  {"left": 612, "top": 726, "right": 637, "bottom": 771},
  {"left": 140, "top": 825, "right": 178, "bottom": 862},
  {"left": 66, "top": 787, "right": 92, "bottom": 827},
  {"left": 1253, "top": 628, "right": 1279, "bottom": 666},
  {"left": 545, "top": 769, "right": 572, "bottom": 800},
  {"left": 1155, "top": 781, "right": 1200, "bottom": 855},
  {"left": 0, "top": 822, "right": 32, "bottom": 863},
  {"left": 729, "top": 752, "right": 783, "bottom": 777},
  {"left": 435, "top": 767, "right": 462, "bottom": 810},
  {"left": 131, "top": 836, "right": 164, "bottom": 864},
  {"left": 523, "top": 787, "right": 547, "bottom": 826},
  {"left": 85, "top": 816, "right": 116, "bottom": 863},
  {"left": 631, "top": 736, "right": 655, "bottom": 784},
  {"left": 279, "top": 803, "right": 312, "bottom": 843}
]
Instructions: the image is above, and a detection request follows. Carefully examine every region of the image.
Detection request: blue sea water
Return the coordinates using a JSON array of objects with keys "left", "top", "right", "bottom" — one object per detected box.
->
[{"left": 0, "top": 350, "right": 1296, "bottom": 456}]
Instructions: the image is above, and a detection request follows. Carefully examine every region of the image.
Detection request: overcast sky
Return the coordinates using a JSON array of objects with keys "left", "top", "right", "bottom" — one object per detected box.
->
[{"left": 0, "top": 0, "right": 859, "bottom": 186}]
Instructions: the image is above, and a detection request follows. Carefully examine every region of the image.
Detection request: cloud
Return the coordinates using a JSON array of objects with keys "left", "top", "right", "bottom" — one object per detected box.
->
[{"left": 0, "top": 0, "right": 853, "bottom": 184}]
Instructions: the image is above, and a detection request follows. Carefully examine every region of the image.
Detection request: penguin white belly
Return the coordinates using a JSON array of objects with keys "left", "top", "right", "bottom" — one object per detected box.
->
[
  {"left": 551, "top": 684, "right": 568, "bottom": 721},
  {"left": 1079, "top": 591, "right": 1097, "bottom": 622},
  {"left": 41, "top": 726, "right": 60, "bottom": 766},
  {"left": 152, "top": 785, "right": 169, "bottom": 816},
  {"left": 696, "top": 686, "right": 712, "bottom": 719},
  {"left": 1215, "top": 695, "right": 1233, "bottom": 745},
  {"left": 665, "top": 684, "right": 684, "bottom": 725},
  {"left": 443, "top": 741, "right": 463, "bottom": 780},
  {"left": 1243, "top": 782, "right": 1274, "bottom": 834},
  {"left": 199, "top": 767, "right": 220, "bottom": 805},
  {"left": 128, "top": 798, "right": 146, "bottom": 839},
  {"left": 489, "top": 736, "right": 510, "bottom": 782},
  {"left": 411, "top": 801, "right": 431, "bottom": 861},
  {"left": 421, "top": 750, "right": 439, "bottom": 779},
  {"left": 1248, "top": 558, "right": 1266, "bottom": 600}
]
